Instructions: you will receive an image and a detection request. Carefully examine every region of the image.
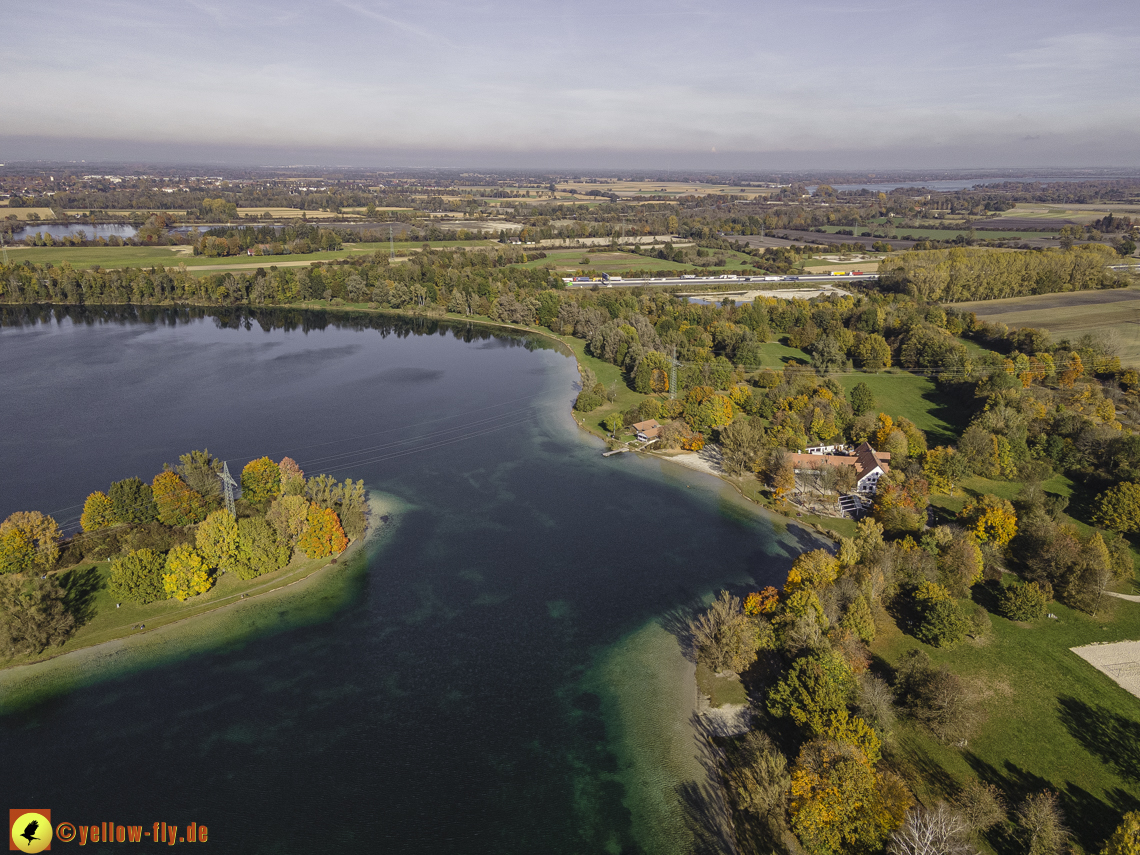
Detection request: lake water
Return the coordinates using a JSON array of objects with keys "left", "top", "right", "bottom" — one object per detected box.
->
[
  {"left": 0, "top": 307, "right": 817, "bottom": 853},
  {"left": 12, "top": 223, "right": 139, "bottom": 241}
]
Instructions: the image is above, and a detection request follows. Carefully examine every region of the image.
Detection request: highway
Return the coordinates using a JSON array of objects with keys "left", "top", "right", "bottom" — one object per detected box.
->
[{"left": 564, "top": 273, "right": 880, "bottom": 288}]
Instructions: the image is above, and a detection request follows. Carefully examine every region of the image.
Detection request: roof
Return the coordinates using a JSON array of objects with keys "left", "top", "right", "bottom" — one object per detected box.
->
[
  {"left": 788, "top": 441, "right": 890, "bottom": 482},
  {"left": 632, "top": 418, "right": 662, "bottom": 439}
]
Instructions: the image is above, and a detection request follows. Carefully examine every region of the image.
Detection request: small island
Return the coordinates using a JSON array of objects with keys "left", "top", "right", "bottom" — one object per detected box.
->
[{"left": 0, "top": 450, "right": 370, "bottom": 670}]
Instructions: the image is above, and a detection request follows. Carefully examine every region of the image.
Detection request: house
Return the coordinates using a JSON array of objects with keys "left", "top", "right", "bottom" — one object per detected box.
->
[
  {"left": 632, "top": 419, "right": 662, "bottom": 441},
  {"left": 788, "top": 441, "right": 890, "bottom": 495}
]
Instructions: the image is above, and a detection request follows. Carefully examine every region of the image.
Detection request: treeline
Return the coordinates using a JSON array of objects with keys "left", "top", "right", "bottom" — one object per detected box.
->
[
  {"left": 0, "top": 450, "right": 367, "bottom": 661},
  {"left": 194, "top": 223, "right": 344, "bottom": 257},
  {"left": 879, "top": 245, "right": 1125, "bottom": 301}
]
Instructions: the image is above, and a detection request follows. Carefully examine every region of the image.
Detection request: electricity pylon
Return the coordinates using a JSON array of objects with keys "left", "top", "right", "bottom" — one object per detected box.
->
[{"left": 219, "top": 462, "right": 238, "bottom": 517}]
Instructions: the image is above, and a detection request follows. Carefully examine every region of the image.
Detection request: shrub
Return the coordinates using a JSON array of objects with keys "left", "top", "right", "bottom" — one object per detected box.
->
[{"left": 109, "top": 548, "right": 167, "bottom": 604}]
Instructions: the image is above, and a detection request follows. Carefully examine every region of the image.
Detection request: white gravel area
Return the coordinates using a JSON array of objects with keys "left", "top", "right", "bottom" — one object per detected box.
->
[{"left": 1071, "top": 640, "right": 1140, "bottom": 699}]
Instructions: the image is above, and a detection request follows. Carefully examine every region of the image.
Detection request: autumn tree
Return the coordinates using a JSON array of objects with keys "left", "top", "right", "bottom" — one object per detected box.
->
[
  {"left": 80, "top": 491, "right": 117, "bottom": 532},
  {"left": 278, "top": 457, "right": 306, "bottom": 496},
  {"left": 241, "top": 456, "right": 282, "bottom": 506},
  {"left": 151, "top": 471, "right": 210, "bottom": 526},
  {"left": 108, "top": 548, "right": 167, "bottom": 604},
  {"left": 725, "top": 731, "right": 790, "bottom": 824},
  {"left": 784, "top": 550, "right": 840, "bottom": 595},
  {"left": 298, "top": 505, "right": 348, "bottom": 559},
  {"left": 174, "top": 449, "right": 223, "bottom": 500},
  {"left": 0, "top": 511, "right": 61, "bottom": 573},
  {"left": 889, "top": 802, "right": 975, "bottom": 855},
  {"left": 688, "top": 590, "right": 769, "bottom": 674},
  {"left": 196, "top": 509, "right": 240, "bottom": 574},
  {"left": 108, "top": 477, "right": 158, "bottom": 524},
  {"left": 163, "top": 544, "right": 213, "bottom": 601},
  {"left": 233, "top": 516, "right": 290, "bottom": 580},
  {"left": 1103, "top": 811, "right": 1140, "bottom": 855},
  {"left": 267, "top": 495, "right": 312, "bottom": 553},
  {"left": 1016, "top": 791, "right": 1068, "bottom": 855},
  {"left": 959, "top": 494, "right": 1018, "bottom": 546},
  {"left": 1092, "top": 482, "right": 1140, "bottom": 533},
  {"left": 854, "top": 333, "right": 892, "bottom": 372},
  {"left": 0, "top": 573, "right": 76, "bottom": 657}
]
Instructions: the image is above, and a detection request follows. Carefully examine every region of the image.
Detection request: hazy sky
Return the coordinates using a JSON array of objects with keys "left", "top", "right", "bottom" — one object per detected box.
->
[{"left": 2, "top": 0, "right": 1137, "bottom": 169}]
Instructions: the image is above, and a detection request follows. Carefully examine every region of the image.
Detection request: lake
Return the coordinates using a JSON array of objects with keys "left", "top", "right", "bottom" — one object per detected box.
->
[
  {"left": 0, "top": 307, "right": 817, "bottom": 853},
  {"left": 11, "top": 223, "right": 139, "bottom": 241}
]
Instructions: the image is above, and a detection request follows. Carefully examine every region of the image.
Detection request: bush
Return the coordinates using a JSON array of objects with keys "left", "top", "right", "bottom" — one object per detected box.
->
[
  {"left": 109, "top": 548, "right": 167, "bottom": 604},
  {"left": 913, "top": 581, "right": 969, "bottom": 648},
  {"left": 1000, "top": 580, "right": 1049, "bottom": 621}
]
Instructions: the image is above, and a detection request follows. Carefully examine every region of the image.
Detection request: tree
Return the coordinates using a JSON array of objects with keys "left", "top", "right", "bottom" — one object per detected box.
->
[
  {"left": 720, "top": 417, "right": 765, "bottom": 476},
  {"left": 914, "top": 581, "right": 969, "bottom": 647},
  {"left": 108, "top": 548, "right": 167, "bottom": 604},
  {"left": 923, "top": 447, "right": 969, "bottom": 497},
  {"left": 768, "top": 651, "right": 854, "bottom": 736},
  {"left": 1092, "top": 482, "right": 1140, "bottom": 533},
  {"left": 151, "top": 470, "right": 210, "bottom": 526},
  {"left": 896, "top": 650, "right": 979, "bottom": 742},
  {"left": 174, "top": 449, "right": 223, "bottom": 500},
  {"left": 725, "top": 731, "right": 790, "bottom": 822},
  {"left": 689, "top": 590, "right": 769, "bottom": 674},
  {"left": 163, "top": 544, "right": 213, "bottom": 601},
  {"left": 0, "top": 574, "right": 76, "bottom": 657},
  {"left": 0, "top": 511, "right": 61, "bottom": 573},
  {"left": 278, "top": 457, "right": 306, "bottom": 496},
  {"left": 841, "top": 595, "right": 876, "bottom": 644},
  {"left": 784, "top": 550, "right": 840, "bottom": 595},
  {"left": 80, "top": 491, "right": 116, "bottom": 532},
  {"left": 1016, "top": 791, "right": 1068, "bottom": 855},
  {"left": 1103, "top": 811, "right": 1140, "bottom": 855},
  {"left": 959, "top": 495, "right": 1018, "bottom": 546},
  {"left": 850, "top": 382, "right": 875, "bottom": 416},
  {"left": 241, "top": 457, "right": 282, "bottom": 506},
  {"left": 233, "top": 516, "right": 290, "bottom": 580},
  {"left": 108, "top": 477, "right": 158, "bottom": 524},
  {"left": 1000, "top": 580, "right": 1049, "bottom": 621},
  {"left": 855, "top": 334, "right": 892, "bottom": 372},
  {"left": 267, "top": 495, "right": 312, "bottom": 552},
  {"left": 889, "top": 803, "right": 976, "bottom": 855},
  {"left": 196, "top": 509, "right": 240, "bottom": 574},
  {"left": 298, "top": 505, "right": 348, "bottom": 559},
  {"left": 953, "top": 779, "right": 1006, "bottom": 834},
  {"left": 603, "top": 412, "right": 624, "bottom": 437}
]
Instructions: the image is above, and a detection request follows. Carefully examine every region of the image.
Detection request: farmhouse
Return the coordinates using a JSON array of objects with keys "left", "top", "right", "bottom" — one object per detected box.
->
[
  {"left": 632, "top": 419, "right": 662, "bottom": 441},
  {"left": 788, "top": 441, "right": 890, "bottom": 495}
]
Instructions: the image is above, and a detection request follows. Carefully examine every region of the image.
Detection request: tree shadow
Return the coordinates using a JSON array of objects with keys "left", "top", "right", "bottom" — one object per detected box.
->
[
  {"left": 58, "top": 564, "right": 103, "bottom": 628},
  {"left": 1057, "top": 694, "right": 1140, "bottom": 783}
]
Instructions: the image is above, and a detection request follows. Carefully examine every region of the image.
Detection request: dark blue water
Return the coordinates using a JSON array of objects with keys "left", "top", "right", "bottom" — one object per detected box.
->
[{"left": 0, "top": 307, "right": 816, "bottom": 853}]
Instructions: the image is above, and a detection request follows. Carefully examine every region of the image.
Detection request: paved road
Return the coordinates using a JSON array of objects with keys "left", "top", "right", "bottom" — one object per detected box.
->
[{"left": 566, "top": 273, "right": 879, "bottom": 288}]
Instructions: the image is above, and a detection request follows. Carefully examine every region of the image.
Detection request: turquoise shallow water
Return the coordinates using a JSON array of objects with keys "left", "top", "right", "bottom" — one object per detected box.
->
[{"left": 0, "top": 307, "right": 819, "bottom": 853}]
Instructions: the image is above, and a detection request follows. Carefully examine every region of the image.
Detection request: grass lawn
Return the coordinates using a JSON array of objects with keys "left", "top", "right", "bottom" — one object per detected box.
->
[
  {"left": 872, "top": 590, "right": 1140, "bottom": 853},
  {"left": 749, "top": 339, "right": 811, "bottom": 369},
  {"left": 835, "top": 369, "right": 965, "bottom": 444}
]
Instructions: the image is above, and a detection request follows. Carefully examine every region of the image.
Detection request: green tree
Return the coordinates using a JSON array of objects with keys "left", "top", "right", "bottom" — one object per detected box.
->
[
  {"left": 174, "top": 449, "right": 223, "bottom": 500},
  {"left": 233, "top": 516, "right": 290, "bottom": 580},
  {"left": 1000, "top": 580, "right": 1049, "bottom": 621},
  {"left": 241, "top": 457, "right": 282, "bottom": 506},
  {"left": 854, "top": 334, "right": 892, "bottom": 372},
  {"left": 0, "top": 574, "right": 76, "bottom": 657},
  {"left": 850, "top": 381, "right": 875, "bottom": 416},
  {"left": 108, "top": 548, "right": 167, "bottom": 604},
  {"left": 1092, "top": 482, "right": 1140, "bottom": 533},
  {"left": 80, "top": 491, "right": 117, "bottom": 532},
  {"left": 163, "top": 544, "right": 213, "bottom": 601},
  {"left": 0, "top": 511, "right": 61, "bottom": 573},
  {"left": 768, "top": 651, "right": 854, "bottom": 736},
  {"left": 196, "top": 509, "right": 240, "bottom": 574},
  {"left": 108, "top": 477, "right": 158, "bottom": 524},
  {"left": 603, "top": 412, "right": 624, "bottom": 437},
  {"left": 267, "top": 495, "right": 313, "bottom": 552},
  {"left": 278, "top": 457, "right": 306, "bottom": 496},
  {"left": 913, "top": 582, "right": 969, "bottom": 647}
]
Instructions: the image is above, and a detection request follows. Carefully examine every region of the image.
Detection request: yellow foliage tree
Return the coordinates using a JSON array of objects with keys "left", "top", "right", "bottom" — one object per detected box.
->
[
  {"left": 960, "top": 494, "right": 1018, "bottom": 546},
  {"left": 0, "top": 511, "right": 61, "bottom": 572},
  {"left": 163, "top": 544, "right": 214, "bottom": 601},
  {"left": 784, "top": 550, "right": 840, "bottom": 595},
  {"left": 874, "top": 413, "right": 894, "bottom": 449},
  {"left": 80, "top": 491, "right": 116, "bottom": 532}
]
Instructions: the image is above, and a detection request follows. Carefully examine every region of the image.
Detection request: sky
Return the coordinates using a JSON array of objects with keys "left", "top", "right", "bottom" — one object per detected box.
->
[{"left": 2, "top": 0, "right": 1138, "bottom": 170}]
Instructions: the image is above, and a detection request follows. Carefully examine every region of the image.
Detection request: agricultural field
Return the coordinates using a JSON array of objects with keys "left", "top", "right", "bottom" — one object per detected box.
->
[
  {"left": 955, "top": 286, "right": 1140, "bottom": 368},
  {"left": 511, "top": 247, "right": 760, "bottom": 274},
  {"left": 0, "top": 207, "right": 59, "bottom": 220},
  {"left": 554, "top": 180, "right": 776, "bottom": 201},
  {"left": 235, "top": 207, "right": 349, "bottom": 219},
  {"left": 990, "top": 202, "right": 1140, "bottom": 224},
  {"left": 818, "top": 224, "right": 1058, "bottom": 241},
  {"left": 0, "top": 239, "right": 493, "bottom": 272}
]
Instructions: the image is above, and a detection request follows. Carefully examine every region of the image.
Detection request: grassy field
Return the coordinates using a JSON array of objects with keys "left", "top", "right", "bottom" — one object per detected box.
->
[
  {"left": 835, "top": 369, "right": 965, "bottom": 444},
  {"left": 955, "top": 286, "right": 1140, "bottom": 368},
  {"left": 0, "top": 207, "right": 58, "bottom": 220},
  {"left": 750, "top": 339, "right": 811, "bottom": 369},
  {"left": 872, "top": 590, "right": 1140, "bottom": 853},
  {"left": 235, "top": 207, "right": 347, "bottom": 219},
  {"left": 512, "top": 247, "right": 761, "bottom": 274}
]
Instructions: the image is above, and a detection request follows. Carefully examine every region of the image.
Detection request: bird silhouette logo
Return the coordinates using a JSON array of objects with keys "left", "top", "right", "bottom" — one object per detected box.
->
[{"left": 8, "top": 810, "right": 52, "bottom": 853}]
